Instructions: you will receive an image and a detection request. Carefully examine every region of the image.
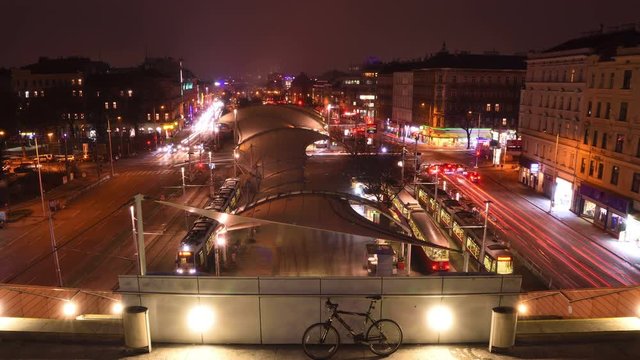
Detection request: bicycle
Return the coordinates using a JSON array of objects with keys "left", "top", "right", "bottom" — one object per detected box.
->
[{"left": 301, "top": 295, "right": 403, "bottom": 359}]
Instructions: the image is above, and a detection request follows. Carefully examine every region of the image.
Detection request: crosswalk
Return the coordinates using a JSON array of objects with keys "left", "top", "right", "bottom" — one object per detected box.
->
[{"left": 119, "top": 169, "right": 176, "bottom": 176}]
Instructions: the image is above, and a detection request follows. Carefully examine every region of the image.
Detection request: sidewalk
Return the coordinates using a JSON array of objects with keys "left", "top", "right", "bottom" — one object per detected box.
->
[
  {"left": 0, "top": 338, "right": 638, "bottom": 359},
  {"left": 481, "top": 165, "right": 640, "bottom": 271}
]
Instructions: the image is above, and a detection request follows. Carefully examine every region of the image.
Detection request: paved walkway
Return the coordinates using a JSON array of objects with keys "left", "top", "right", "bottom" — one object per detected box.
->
[
  {"left": 1, "top": 339, "right": 639, "bottom": 359},
  {"left": 481, "top": 165, "right": 640, "bottom": 271}
]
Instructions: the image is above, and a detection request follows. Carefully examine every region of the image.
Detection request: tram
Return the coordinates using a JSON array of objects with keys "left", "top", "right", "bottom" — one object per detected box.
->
[
  {"left": 407, "top": 210, "right": 450, "bottom": 271},
  {"left": 393, "top": 189, "right": 450, "bottom": 272},
  {"left": 415, "top": 184, "right": 514, "bottom": 275},
  {"left": 175, "top": 178, "right": 241, "bottom": 274}
]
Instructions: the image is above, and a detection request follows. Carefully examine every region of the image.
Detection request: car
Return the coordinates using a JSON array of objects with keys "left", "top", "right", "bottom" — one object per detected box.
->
[{"left": 466, "top": 171, "right": 481, "bottom": 183}]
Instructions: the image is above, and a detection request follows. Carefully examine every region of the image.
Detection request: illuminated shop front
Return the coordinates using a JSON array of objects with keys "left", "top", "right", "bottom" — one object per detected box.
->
[
  {"left": 577, "top": 183, "right": 631, "bottom": 239},
  {"left": 622, "top": 215, "right": 640, "bottom": 246},
  {"left": 518, "top": 157, "right": 540, "bottom": 191},
  {"left": 553, "top": 177, "right": 574, "bottom": 211}
]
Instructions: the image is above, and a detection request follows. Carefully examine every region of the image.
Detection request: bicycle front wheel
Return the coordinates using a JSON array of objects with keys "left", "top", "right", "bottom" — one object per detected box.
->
[
  {"left": 301, "top": 322, "right": 340, "bottom": 360},
  {"left": 366, "top": 319, "right": 403, "bottom": 356}
]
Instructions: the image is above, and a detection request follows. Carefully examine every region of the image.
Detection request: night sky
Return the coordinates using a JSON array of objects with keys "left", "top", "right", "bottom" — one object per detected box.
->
[{"left": 1, "top": 0, "right": 638, "bottom": 79}]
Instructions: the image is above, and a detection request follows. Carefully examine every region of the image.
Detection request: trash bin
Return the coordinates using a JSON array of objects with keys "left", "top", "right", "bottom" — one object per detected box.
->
[
  {"left": 123, "top": 306, "right": 151, "bottom": 352},
  {"left": 489, "top": 306, "right": 517, "bottom": 353}
]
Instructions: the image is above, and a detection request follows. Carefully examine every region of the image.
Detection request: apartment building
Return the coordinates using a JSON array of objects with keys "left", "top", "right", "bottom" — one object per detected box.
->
[{"left": 519, "top": 26, "right": 640, "bottom": 242}]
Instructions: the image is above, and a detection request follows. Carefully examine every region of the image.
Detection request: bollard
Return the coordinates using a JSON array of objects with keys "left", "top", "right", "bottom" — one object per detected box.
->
[
  {"left": 489, "top": 306, "right": 517, "bottom": 353},
  {"left": 123, "top": 306, "right": 151, "bottom": 353}
]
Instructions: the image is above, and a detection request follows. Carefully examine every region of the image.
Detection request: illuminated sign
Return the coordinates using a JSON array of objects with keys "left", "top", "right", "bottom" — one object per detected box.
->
[
  {"left": 531, "top": 163, "right": 539, "bottom": 174},
  {"left": 359, "top": 94, "right": 375, "bottom": 100}
]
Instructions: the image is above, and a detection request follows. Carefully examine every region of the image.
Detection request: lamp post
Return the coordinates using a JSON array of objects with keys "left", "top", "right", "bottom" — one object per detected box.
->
[
  {"left": 107, "top": 118, "right": 115, "bottom": 177},
  {"left": 208, "top": 151, "right": 214, "bottom": 196},
  {"left": 34, "top": 135, "right": 63, "bottom": 287},
  {"left": 63, "top": 133, "right": 69, "bottom": 177},
  {"left": 549, "top": 132, "right": 560, "bottom": 213},
  {"left": 234, "top": 149, "right": 240, "bottom": 177},
  {"left": 181, "top": 166, "right": 186, "bottom": 196},
  {"left": 233, "top": 109, "right": 238, "bottom": 177},
  {"left": 34, "top": 136, "right": 47, "bottom": 216},
  {"left": 479, "top": 200, "right": 492, "bottom": 271}
]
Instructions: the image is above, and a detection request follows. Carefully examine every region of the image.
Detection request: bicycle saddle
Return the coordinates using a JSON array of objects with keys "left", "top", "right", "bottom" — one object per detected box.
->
[{"left": 366, "top": 295, "right": 382, "bottom": 300}]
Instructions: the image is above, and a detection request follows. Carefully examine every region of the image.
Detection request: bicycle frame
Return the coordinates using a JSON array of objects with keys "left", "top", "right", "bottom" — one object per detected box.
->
[{"left": 324, "top": 300, "right": 378, "bottom": 341}]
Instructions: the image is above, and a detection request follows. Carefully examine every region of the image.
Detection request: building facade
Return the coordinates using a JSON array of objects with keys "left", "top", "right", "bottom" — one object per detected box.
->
[
  {"left": 380, "top": 51, "right": 525, "bottom": 147},
  {"left": 519, "top": 27, "right": 640, "bottom": 243}
]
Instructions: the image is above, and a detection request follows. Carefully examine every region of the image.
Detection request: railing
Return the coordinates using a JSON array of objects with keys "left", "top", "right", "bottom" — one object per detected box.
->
[
  {"left": 519, "top": 286, "right": 640, "bottom": 318},
  {"left": 0, "top": 284, "right": 121, "bottom": 319}
]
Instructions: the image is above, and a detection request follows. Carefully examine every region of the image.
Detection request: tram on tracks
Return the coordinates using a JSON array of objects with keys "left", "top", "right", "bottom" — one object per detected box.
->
[
  {"left": 175, "top": 178, "right": 240, "bottom": 274},
  {"left": 414, "top": 183, "right": 514, "bottom": 274},
  {"left": 392, "top": 189, "right": 450, "bottom": 272}
]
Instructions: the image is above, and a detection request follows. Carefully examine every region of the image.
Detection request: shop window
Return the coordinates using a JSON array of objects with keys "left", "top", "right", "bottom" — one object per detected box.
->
[
  {"left": 597, "top": 163, "right": 604, "bottom": 179},
  {"left": 608, "top": 213, "right": 625, "bottom": 234},
  {"left": 582, "top": 200, "right": 596, "bottom": 218},
  {"left": 615, "top": 134, "right": 624, "bottom": 153},
  {"left": 632, "top": 172, "right": 640, "bottom": 193},
  {"left": 611, "top": 166, "right": 620, "bottom": 185},
  {"left": 597, "top": 207, "right": 608, "bottom": 224}
]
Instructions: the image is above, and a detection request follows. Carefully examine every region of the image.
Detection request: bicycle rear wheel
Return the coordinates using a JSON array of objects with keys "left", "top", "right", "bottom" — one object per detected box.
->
[
  {"left": 301, "top": 322, "right": 340, "bottom": 359},
  {"left": 366, "top": 319, "right": 403, "bottom": 356}
]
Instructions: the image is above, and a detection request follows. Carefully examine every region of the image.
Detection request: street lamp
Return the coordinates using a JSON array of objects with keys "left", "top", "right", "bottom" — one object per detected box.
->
[
  {"left": 181, "top": 166, "right": 186, "bottom": 195},
  {"left": 479, "top": 200, "right": 492, "bottom": 271},
  {"left": 549, "top": 132, "right": 560, "bottom": 213},
  {"left": 208, "top": 151, "right": 215, "bottom": 196},
  {"left": 233, "top": 109, "right": 239, "bottom": 177},
  {"left": 107, "top": 118, "right": 115, "bottom": 177},
  {"left": 234, "top": 149, "right": 240, "bottom": 177},
  {"left": 467, "top": 111, "right": 482, "bottom": 168},
  {"left": 34, "top": 135, "right": 63, "bottom": 287}
]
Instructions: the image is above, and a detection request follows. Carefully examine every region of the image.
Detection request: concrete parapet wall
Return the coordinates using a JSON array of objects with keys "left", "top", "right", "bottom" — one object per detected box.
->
[
  {"left": 519, "top": 286, "right": 640, "bottom": 319},
  {"left": 117, "top": 275, "right": 521, "bottom": 344}
]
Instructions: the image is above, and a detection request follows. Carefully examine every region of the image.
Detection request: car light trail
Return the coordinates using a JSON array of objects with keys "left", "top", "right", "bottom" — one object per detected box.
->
[{"left": 443, "top": 174, "right": 640, "bottom": 288}]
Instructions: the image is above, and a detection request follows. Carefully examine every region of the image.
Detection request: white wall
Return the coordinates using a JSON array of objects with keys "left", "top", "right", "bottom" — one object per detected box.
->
[{"left": 118, "top": 275, "right": 520, "bottom": 344}]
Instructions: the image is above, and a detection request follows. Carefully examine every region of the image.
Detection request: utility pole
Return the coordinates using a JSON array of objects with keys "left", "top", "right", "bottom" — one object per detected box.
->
[
  {"left": 107, "top": 117, "right": 115, "bottom": 177},
  {"left": 234, "top": 109, "right": 238, "bottom": 177},
  {"left": 134, "top": 194, "right": 147, "bottom": 276},
  {"left": 549, "top": 132, "right": 560, "bottom": 212},
  {"left": 479, "top": 200, "right": 492, "bottom": 271}
]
